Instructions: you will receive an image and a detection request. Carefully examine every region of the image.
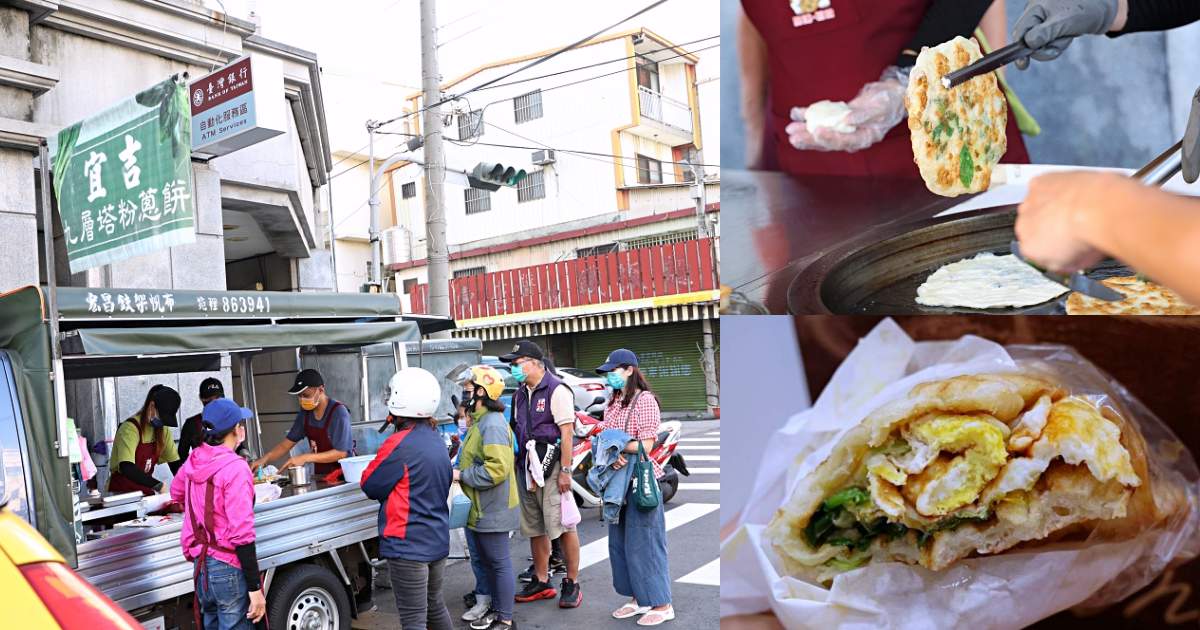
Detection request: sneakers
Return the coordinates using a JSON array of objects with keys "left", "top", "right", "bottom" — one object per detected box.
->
[
  {"left": 464, "top": 591, "right": 478, "bottom": 609},
  {"left": 474, "top": 614, "right": 515, "bottom": 630},
  {"left": 517, "top": 556, "right": 567, "bottom": 583},
  {"left": 469, "top": 610, "right": 497, "bottom": 629},
  {"left": 515, "top": 578, "right": 557, "bottom": 602},
  {"left": 558, "top": 577, "right": 582, "bottom": 608},
  {"left": 462, "top": 595, "right": 492, "bottom": 622}
]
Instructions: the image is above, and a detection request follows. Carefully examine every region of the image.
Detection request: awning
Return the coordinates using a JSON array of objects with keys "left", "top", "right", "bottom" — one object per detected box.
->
[{"left": 65, "top": 321, "right": 421, "bottom": 357}]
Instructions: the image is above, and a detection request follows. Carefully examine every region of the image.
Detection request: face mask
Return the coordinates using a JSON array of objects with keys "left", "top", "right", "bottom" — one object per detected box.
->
[
  {"left": 510, "top": 362, "right": 527, "bottom": 383},
  {"left": 605, "top": 371, "right": 626, "bottom": 390},
  {"left": 149, "top": 415, "right": 165, "bottom": 429},
  {"left": 299, "top": 392, "right": 320, "bottom": 411}
]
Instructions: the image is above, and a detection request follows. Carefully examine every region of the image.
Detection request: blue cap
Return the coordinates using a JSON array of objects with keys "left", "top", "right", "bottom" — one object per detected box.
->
[
  {"left": 201, "top": 398, "right": 253, "bottom": 435},
  {"left": 596, "top": 348, "right": 638, "bottom": 374}
]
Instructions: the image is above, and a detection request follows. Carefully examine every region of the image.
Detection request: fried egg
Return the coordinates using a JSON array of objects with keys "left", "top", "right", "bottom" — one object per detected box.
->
[
  {"left": 1008, "top": 394, "right": 1052, "bottom": 452},
  {"left": 900, "top": 414, "right": 1008, "bottom": 516}
]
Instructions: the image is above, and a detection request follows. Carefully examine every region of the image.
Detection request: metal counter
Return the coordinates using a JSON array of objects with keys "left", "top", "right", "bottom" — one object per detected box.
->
[{"left": 76, "top": 481, "right": 379, "bottom": 611}]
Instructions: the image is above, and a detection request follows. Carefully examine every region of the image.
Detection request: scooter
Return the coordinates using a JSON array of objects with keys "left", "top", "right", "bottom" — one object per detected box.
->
[{"left": 568, "top": 408, "right": 689, "bottom": 508}]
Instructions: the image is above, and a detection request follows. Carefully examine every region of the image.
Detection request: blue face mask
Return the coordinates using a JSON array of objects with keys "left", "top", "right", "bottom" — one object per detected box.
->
[
  {"left": 149, "top": 416, "right": 165, "bottom": 429},
  {"left": 605, "top": 371, "right": 626, "bottom": 390},
  {"left": 511, "top": 362, "right": 527, "bottom": 383}
]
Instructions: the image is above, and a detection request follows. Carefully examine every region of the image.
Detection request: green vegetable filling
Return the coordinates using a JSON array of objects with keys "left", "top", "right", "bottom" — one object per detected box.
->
[
  {"left": 959, "top": 144, "right": 974, "bottom": 187},
  {"left": 803, "top": 486, "right": 908, "bottom": 554}
]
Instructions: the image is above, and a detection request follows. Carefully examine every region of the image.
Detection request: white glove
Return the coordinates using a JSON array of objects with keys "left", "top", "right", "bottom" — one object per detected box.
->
[{"left": 786, "top": 66, "right": 909, "bottom": 153}]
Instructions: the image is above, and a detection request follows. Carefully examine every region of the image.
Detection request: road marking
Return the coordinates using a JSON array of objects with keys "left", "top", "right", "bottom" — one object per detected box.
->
[
  {"left": 685, "top": 455, "right": 720, "bottom": 461},
  {"left": 705, "top": 431, "right": 720, "bottom": 436},
  {"left": 677, "top": 558, "right": 719, "bottom": 586},
  {"left": 687, "top": 467, "right": 720, "bottom": 474},
  {"left": 679, "top": 483, "right": 719, "bottom": 491},
  {"left": 681, "top": 437, "right": 721, "bottom": 442},
  {"left": 677, "top": 445, "right": 719, "bottom": 450},
  {"left": 578, "top": 503, "right": 719, "bottom": 570}
]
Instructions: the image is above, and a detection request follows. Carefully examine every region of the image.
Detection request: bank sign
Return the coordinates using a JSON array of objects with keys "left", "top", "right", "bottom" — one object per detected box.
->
[
  {"left": 190, "top": 56, "right": 284, "bottom": 156},
  {"left": 51, "top": 77, "right": 195, "bottom": 274}
]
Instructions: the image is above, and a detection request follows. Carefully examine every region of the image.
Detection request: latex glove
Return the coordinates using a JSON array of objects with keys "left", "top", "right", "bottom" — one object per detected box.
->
[
  {"left": 1014, "top": 171, "right": 1116, "bottom": 272},
  {"left": 786, "top": 66, "right": 908, "bottom": 153},
  {"left": 1012, "top": 0, "right": 1119, "bottom": 69}
]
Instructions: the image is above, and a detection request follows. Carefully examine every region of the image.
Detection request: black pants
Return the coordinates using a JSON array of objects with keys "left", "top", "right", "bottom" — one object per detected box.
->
[{"left": 386, "top": 558, "right": 453, "bottom": 630}]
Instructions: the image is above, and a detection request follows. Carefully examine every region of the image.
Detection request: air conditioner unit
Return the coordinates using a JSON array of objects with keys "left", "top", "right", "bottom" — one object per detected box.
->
[{"left": 531, "top": 149, "right": 556, "bottom": 165}]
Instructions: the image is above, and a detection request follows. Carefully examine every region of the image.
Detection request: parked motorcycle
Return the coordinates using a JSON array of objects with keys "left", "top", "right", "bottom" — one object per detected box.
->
[{"left": 567, "top": 409, "right": 688, "bottom": 508}]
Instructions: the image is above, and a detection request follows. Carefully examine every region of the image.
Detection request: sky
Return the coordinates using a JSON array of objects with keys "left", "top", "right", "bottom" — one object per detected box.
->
[{"left": 203, "top": 0, "right": 719, "bottom": 154}]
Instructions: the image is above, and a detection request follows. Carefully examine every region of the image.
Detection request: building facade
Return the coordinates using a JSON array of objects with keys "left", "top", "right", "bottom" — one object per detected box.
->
[
  {"left": 342, "top": 28, "right": 720, "bottom": 413},
  {"left": 0, "top": 0, "right": 334, "bottom": 451}
]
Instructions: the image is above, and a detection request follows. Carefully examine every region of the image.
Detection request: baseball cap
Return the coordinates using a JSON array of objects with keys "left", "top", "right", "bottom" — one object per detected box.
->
[
  {"left": 199, "top": 377, "right": 224, "bottom": 399},
  {"left": 201, "top": 398, "right": 253, "bottom": 435},
  {"left": 596, "top": 348, "right": 639, "bottom": 374},
  {"left": 499, "top": 340, "right": 544, "bottom": 363},
  {"left": 148, "top": 385, "right": 181, "bottom": 427},
  {"left": 288, "top": 369, "right": 324, "bottom": 395}
]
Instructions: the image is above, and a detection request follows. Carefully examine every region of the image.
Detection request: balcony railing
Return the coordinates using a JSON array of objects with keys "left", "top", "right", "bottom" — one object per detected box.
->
[
  {"left": 637, "top": 86, "right": 692, "bottom": 133},
  {"left": 409, "top": 237, "right": 715, "bottom": 320}
]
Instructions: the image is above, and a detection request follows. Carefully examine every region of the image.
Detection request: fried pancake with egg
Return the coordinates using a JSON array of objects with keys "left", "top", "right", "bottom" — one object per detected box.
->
[
  {"left": 905, "top": 36, "right": 1007, "bottom": 196},
  {"left": 765, "top": 373, "right": 1176, "bottom": 584}
]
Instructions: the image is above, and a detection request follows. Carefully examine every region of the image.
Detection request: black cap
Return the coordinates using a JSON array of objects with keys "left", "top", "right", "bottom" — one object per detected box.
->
[
  {"left": 499, "top": 340, "right": 544, "bottom": 363},
  {"left": 288, "top": 369, "right": 324, "bottom": 395},
  {"left": 199, "top": 377, "right": 224, "bottom": 400},
  {"left": 149, "top": 385, "right": 181, "bottom": 427}
]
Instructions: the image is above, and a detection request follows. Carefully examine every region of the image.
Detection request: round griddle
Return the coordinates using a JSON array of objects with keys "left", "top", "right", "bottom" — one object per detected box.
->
[{"left": 788, "top": 207, "right": 1131, "bottom": 314}]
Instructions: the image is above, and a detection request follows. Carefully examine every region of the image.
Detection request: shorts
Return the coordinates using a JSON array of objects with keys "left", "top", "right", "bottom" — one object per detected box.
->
[{"left": 518, "top": 458, "right": 575, "bottom": 539}]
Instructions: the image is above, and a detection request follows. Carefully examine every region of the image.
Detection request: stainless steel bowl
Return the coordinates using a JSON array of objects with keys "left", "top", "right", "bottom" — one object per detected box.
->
[{"left": 287, "top": 465, "right": 310, "bottom": 486}]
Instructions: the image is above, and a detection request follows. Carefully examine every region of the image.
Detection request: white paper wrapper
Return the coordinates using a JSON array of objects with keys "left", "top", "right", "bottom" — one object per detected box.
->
[{"left": 721, "top": 319, "right": 1200, "bottom": 629}]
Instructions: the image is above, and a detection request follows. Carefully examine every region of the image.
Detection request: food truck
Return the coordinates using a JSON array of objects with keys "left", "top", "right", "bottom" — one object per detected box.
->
[{"left": 0, "top": 284, "right": 477, "bottom": 628}]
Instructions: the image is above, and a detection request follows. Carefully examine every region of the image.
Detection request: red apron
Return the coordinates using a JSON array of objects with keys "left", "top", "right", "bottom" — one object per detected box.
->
[
  {"left": 304, "top": 400, "right": 346, "bottom": 475},
  {"left": 108, "top": 419, "right": 162, "bottom": 496},
  {"left": 742, "top": 0, "right": 1029, "bottom": 177}
]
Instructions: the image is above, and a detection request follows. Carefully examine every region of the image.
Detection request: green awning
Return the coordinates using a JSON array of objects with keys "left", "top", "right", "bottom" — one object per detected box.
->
[
  {"left": 68, "top": 321, "right": 420, "bottom": 357},
  {"left": 54, "top": 287, "right": 404, "bottom": 321}
]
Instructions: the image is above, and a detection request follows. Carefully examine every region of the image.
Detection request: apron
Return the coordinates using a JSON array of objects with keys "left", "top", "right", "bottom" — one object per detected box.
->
[
  {"left": 742, "top": 0, "right": 1030, "bottom": 177},
  {"left": 304, "top": 400, "right": 345, "bottom": 475},
  {"left": 108, "top": 419, "right": 162, "bottom": 496},
  {"left": 187, "top": 478, "right": 268, "bottom": 629}
]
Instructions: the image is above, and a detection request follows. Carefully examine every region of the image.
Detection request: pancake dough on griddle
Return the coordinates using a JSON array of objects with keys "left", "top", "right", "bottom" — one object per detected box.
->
[{"left": 916, "top": 252, "right": 1068, "bottom": 309}]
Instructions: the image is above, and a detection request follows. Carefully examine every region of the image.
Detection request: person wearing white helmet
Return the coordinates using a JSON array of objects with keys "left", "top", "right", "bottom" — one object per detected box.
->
[{"left": 360, "top": 368, "right": 454, "bottom": 630}]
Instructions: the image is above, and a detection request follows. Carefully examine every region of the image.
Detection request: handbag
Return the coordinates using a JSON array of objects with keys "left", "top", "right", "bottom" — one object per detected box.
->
[
  {"left": 448, "top": 482, "right": 472, "bottom": 529},
  {"left": 631, "top": 441, "right": 660, "bottom": 511}
]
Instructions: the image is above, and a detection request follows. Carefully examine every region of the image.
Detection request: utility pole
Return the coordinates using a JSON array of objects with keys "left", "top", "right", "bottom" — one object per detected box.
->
[
  {"left": 420, "top": 0, "right": 450, "bottom": 335},
  {"left": 689, "top": 159, "right": 719, "bottom": 416}
]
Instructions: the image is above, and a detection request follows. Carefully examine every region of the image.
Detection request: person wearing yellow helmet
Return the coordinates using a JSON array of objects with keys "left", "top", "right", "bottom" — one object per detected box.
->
[{"left": 454, "top": 365, "right": 519, "bottom": 630}]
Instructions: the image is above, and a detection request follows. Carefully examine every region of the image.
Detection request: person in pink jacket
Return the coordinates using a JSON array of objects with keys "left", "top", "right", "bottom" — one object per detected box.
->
[{"left": 171, "top": 398, "right": 266, "bottom": 629}]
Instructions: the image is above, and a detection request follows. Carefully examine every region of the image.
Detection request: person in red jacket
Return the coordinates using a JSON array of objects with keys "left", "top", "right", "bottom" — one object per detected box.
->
[
  {"left": 361, "top": 368, "right": 454, "bottom": 630},
  {"left": 738, "top": 0, "right": 1030, "bottom": 177}
]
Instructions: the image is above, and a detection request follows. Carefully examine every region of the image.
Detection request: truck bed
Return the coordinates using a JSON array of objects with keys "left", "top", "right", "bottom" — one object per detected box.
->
[{"left": 76, "top": 480, "right": 379, "bottom": 611}]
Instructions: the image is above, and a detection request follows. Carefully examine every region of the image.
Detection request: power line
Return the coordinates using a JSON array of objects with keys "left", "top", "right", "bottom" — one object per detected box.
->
[
  {"left": 372, "top": 0, "right": 671, "bottom": 130},
  {"left": 472, "top": 120, "right": 720, "bottom": 169}
]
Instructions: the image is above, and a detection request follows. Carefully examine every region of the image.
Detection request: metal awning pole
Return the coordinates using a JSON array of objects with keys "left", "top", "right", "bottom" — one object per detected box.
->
[
  {"left": 39, "top": 141, "right": 69, "bottom": 459},
  {"left": 239, "top": 353, "right": 262, "bottom": 457}
]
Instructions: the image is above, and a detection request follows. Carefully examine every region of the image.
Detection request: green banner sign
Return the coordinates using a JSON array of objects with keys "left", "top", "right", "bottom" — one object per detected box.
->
[{"left": 51, "top": 78, "right": 195, "bottom": 273}]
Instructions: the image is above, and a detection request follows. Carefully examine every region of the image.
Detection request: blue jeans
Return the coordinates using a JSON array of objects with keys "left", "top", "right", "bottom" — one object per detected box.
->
[
  {"left": 609, "top": 484, "right": 671, "bottom": 608},
  {"left": 196, "top": 556, "right": 251, "bottom": 630},
  {"left": 465, "top": 527, "right": 490, "bottom": 597},
  {"left": 472, "top": 530, "right": 515, "bottom": 621}
]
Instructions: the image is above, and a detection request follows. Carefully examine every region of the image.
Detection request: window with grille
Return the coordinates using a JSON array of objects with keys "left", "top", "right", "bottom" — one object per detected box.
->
[
  {"left": 458, "top": 109, "right": 483, "bottom": 140},
  {"left": 401, "top": 182, "right": 416, "bottom": 199},
  {"left": 622, "top": 229, "right": 699, "bottom": 250},
  {"left": 402, "top": 278, "right": 417, "bottom": 294},
  {"left": 636, "top": 57, "right": 660, "bottom": 92},
  {"left": 636, "top": 154, "right": 663, "bottom": 184},
  {"left": 464, "top": 188, "right": 491, "bottom": 214},
  {"left": 514, "top": 90, "right": 543, "bottom": 124},
  {"left": 680, "top": 145, "right": 699, "bottom": 183},
  {"left": 453, "top": 266, "right": 486, "bottom": 278},
  {"left": 517, "top": 170, "right": 546, "bottom": 203},
  {"left": 576, "top": 243, "right": 618, "bottom": 258}
]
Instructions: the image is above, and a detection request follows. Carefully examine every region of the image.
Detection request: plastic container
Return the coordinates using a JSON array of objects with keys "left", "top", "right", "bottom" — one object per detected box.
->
[
  {"left": 339, "top": 454, "right": 375, "bottom": 484},
  {"left": 449, "top": 491, "right": 472, "bottom": 529}
]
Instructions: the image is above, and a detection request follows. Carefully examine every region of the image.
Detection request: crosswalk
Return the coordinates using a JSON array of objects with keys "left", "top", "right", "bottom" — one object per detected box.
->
[{"left": 667, "top": 425, "right": 720, "bottom": 588}]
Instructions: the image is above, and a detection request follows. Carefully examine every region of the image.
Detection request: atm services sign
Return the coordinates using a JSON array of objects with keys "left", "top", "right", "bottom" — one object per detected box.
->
[{"left": 189, "top": 55, "right": 284, "bottom": 157}]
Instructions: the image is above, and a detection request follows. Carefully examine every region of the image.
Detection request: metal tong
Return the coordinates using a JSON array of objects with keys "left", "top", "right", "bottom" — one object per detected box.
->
[
  {"left": 1009, "top": 88, "right": 1200, "bottom": 301},
  {"left": 941, "top": 42, "right": 1034, "bottom": 89}
]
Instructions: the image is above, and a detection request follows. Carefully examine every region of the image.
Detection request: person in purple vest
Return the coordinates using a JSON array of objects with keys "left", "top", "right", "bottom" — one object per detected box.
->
[{"left": 501, "top": 340, "right": 583, "bottom": 609}]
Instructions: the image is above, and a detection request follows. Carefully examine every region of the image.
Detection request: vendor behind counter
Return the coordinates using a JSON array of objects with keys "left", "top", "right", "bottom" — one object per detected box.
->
[{"left": 107, "top": 384, "right": 182, "bottom": 496}]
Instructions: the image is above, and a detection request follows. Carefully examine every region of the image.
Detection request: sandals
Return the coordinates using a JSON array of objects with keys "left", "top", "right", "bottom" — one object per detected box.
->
[
  {"left": 612, "top": 601, "right": 651, "bottom": 619},
  {"left": 636, "top": 606, "right": 675, "bottom": 626}
]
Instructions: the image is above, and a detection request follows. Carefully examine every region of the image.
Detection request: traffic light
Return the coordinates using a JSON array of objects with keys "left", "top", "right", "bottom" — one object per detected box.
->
[{"left": 468, "top": 162, "right": 527, "bottom": 191}]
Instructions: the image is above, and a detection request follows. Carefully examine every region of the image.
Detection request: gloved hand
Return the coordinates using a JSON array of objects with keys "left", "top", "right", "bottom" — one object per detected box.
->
[
  {"left": 1012, "top": 0, "right": 1120, "bottom": 69},
  {"left": 786, "top": 66, "right": 909, "bottom": 153}
]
